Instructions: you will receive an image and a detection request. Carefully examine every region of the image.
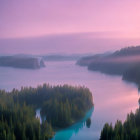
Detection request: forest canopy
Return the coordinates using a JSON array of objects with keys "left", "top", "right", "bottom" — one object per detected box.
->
[
  {"left": 100, "top": 108, "right": 140, "bottom": 140},
  {"left": 0, "top": 84, "right": 93, "bottom": 140}
]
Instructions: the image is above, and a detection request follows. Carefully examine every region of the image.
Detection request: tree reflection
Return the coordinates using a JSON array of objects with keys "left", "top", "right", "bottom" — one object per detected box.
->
[{"left": 52, "top": 107, "right": 94, "bottom": 140}]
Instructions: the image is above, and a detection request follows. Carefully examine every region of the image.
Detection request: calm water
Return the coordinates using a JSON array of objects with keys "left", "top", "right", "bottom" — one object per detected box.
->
[{"left": 0, "top": 61, "right": 139, "bottom": 140}]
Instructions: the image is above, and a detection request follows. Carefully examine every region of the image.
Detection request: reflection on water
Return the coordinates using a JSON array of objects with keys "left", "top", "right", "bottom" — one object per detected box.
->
[
  {"left": 36, "top": 107, "right": 94, "bottom": 140},
  {"left": 36, "top": 108, "right": 46, "bottom": 124},
  {"left": 0, "top": 61, "right": 139, "bottom": 140},
  {"left": 52, "top": 108, "right": 94, "bottom": 140},
  {"left": 86, "top": 118, "right": 91, "bottom": 128},
  {"left": 36, "top": 108, "right": 42, "bottom": 124}
]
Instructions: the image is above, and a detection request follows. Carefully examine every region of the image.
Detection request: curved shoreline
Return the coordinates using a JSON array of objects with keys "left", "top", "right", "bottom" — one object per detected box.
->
[{"left": 51, "top": 107, "right": 94, "bottom": 140}]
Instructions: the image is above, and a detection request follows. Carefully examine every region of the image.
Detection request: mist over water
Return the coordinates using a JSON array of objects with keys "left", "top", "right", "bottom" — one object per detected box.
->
[
  {"left": 0, "top": 61, "right": 139, "bottom": 140},
  {"left": 1, "top": 33, "right": 140, "bottom": 55}
]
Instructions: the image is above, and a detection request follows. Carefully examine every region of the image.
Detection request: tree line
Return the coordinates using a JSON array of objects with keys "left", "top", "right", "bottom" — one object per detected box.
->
[{"left": 100, "top": 108, "right": 140, "bottom": 140}]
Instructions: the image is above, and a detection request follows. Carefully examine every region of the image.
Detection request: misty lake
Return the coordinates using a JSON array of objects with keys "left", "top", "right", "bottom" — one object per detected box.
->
[{"left": 0, "top": 61, "right": 139, "bottom": 140}]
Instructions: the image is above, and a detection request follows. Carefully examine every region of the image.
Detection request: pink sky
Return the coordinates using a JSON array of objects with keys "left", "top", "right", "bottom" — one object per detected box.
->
[{"left": 0, "top": 0, "right": 140, "bottom": 39}]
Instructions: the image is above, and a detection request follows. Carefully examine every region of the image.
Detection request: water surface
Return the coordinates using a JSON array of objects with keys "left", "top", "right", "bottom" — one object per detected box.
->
[{"left": 0, "top": 61, "right": 139, "bottom": 140}]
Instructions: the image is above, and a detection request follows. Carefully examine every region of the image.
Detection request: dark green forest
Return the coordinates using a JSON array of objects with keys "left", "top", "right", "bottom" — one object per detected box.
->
[
  {"left": 122, "top": 63, "right": 140, "bottom": 85},
  {"left": 0, "top": 56, "right": 45, "bottom": 69},
  {"left": 0, "top": 84, "right": 93, "bottom": 140},
  {"left": 100, "top": 108, "right": 140, "bottom": 140}
]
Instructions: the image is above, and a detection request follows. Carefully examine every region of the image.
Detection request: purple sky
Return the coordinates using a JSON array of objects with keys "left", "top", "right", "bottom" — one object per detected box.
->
[
  {"left": 0, "top": 0, "right": 140, "bottom": 38},
  {"left": 0, "top": 0, "right": 140, "bottom": 54}
]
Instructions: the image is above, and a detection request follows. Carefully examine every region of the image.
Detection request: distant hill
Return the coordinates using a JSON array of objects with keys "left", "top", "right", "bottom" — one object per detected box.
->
[
  {"left": 77, "top": 46, "right": 140, "bottom": 66},
  {"left": 42, "top": 54, "right": 85, "bottom": 61},
  {"left": 77, "top": 46, "right": 140, "bottom": 85},
  {"left": 111, "top": 46, "right": 140, "bottom": 57},
  {"left": 77, "top": 52, "right": 111, "bottom": 66},
  {"left": 0, "top": 55, "right": 45, "bottom": 69}
]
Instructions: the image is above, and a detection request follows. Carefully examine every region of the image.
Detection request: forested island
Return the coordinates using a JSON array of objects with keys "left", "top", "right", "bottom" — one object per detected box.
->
[
  {"left": 77, "top": 46, "right": 140, "bottom": 140},
  {"left": 0, "top": 84, "right": 93, "bottom": 140},
  {"left": 0, "top": 55, "right": 45, "bottom": 69},
  {"left": 100, "top": 108, "right": 140, "bottom": 140},
  {"left": 77, "top": 46, "right": 140, "bottom": 86}
]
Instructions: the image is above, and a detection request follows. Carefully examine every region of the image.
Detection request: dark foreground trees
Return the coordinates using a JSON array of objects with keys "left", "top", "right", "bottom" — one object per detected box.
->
[
  {"left": 100, "top": 108, "right": 140, "bottom": 140},
  {"left": 0, "top": 102, "right": 54, "bottom": 140},
  {"left": 0, "top": 84, "right": 93, "bottom": 140}
]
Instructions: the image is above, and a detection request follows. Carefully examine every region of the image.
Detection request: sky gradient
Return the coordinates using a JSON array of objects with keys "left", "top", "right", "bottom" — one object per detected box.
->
[{"left": 0, "top": 0, "right": 140, "bottom": 38}]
